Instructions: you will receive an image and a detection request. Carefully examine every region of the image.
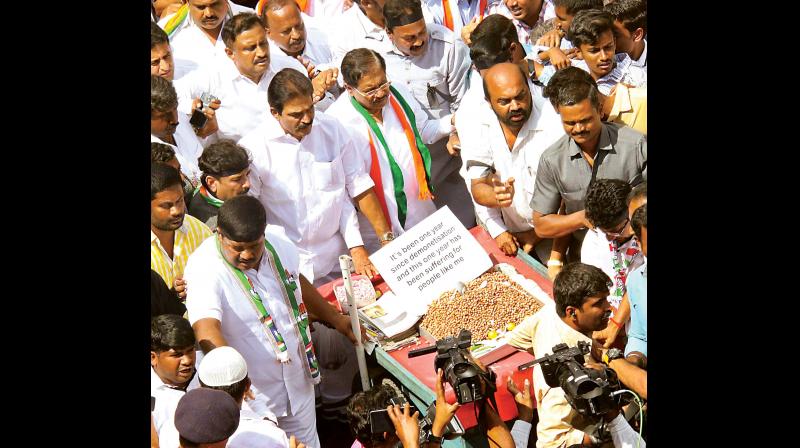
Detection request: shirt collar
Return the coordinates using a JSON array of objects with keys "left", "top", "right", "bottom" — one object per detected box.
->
[
  {"left": 636, "top": 39, "right": 647, "bottom": 67},
  {"left": 263, "top": 114, "right": 301, "bottom": 143},
  {"left": 150, "top": 219, "right": 190, "bottom": 245},
  {"left": 568, "top": 123, "right": 613, "bottom": 158}
]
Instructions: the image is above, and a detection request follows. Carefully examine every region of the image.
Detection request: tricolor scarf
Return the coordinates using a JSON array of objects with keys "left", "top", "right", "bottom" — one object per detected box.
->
[
  {"left": 349, "top": 87, "right": 433, "bottom": 228},
  {"left": 442, "top": 0, "right": 488, "bottom": 32},
  {"left": 163, "top": 1, "right": 235, "bottom": 37},
  {"left": 216, "top": 237, "right": 321, "bottom": 383},
  {"left": 195, "top": 185, "right": 224, "bottom": 208},
  {"left": 256, "top": 0, "right": 311, "bottom": 18},
  {"left": 609, "top": 239, "right": 641, "bottom": 305}
]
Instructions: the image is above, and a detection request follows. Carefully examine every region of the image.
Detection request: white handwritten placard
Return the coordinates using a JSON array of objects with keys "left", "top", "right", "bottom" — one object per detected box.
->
[{"left": 369, "top": 207, "right": 492, "bottom": 305}]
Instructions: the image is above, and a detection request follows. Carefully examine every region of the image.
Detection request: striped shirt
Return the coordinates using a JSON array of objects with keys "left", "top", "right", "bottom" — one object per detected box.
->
[{"left": 151, "top": 214, "right": 212, "bottom": 289}]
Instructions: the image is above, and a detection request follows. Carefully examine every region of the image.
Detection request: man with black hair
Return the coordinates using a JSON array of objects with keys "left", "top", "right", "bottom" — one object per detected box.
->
[
  {"left": 604, "top": 0, "right": 646, "bottom": 72},
  {"left": 151, "top": 269, "right": 187, "bottom": 318},
  {"left": 174, "top": 12, "right": 308, "bottom": 143},
  {"left": 151, "top": 314, "right": 200, "bottom": 448},
  {"left": 188, "top": 139, "right": 252, "bottom": 229},
  {"left": 151, "top": 163, "right": 213, "bottom": 300},
  {"left": 531, "top": 67, "right": 646, "bottom": 262},
  {"left": 624, "top": 202, "right": 646, "bottom": 367},
  {"left": 241, "top": 68, "right": 391, "bottom": 282},
  {"left": 197, "top": 346, "right": 291, "bottom": 447},
  {"left": 152, "top": 142, "right": 196, "bottom": 205},
  {"left": 486, "top": 0, "right": 556, "bottom": 54},
  {"left": 563, "top": 9, "right": 646, "bottom": 95},
  {"left": 184, "top": 195, "right": 360, "bottom": 448},
  {"left": 158, "top": 0, "right": 254, "bottom": 80},
  {"left": 174, "top": 388, "right": 241, "bottom": 448},
  {"left": 381, "top": 0, "right": 476, "bottom": 229},
  {"left": 508, "top": 262, "right": 614, "bottom": 447},
  {"left": 151, "top": 75, "right": 205, "bottom": 185},
  {"left": 580, "top": 179, "right": 643, "bottom": 351},
  {"left": 529, "top": 0, "right": 603, "bottom": 69},
  {"left": 152, "top": 21, "right": 176, "bottom": 81},
  {"left": 463, "top": 63, "right": 564, "bottom": 259}
]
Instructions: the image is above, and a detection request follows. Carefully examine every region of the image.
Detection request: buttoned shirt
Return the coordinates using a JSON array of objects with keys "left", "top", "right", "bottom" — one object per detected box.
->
[
  {"left": 607, "top": 83, "right": 647, "bottom": 135},
  {"left": 631, "top": 39, "right": 647, "bottom": 72},
  {"left": 383, "top": 23, "right": 471, "bottom": 120},
  {"left": 508, "top": 303, "right": 594, "bottom": 448},
  {"left": 488, "top": 0, "right": 555, "bottom": 54},
  {"left": 624, "top": 263, "right": 647, "bottom": 357},
  {"left": 425, "top": 0, "right": 501, "bottom": 36},
  {"left": 174, "top": 54, "right": 307, "bottom": 143},
  {"left": 461, "top": 79, "right": 564, "bottom": 237},
  {"left": 328, "top": 6, "right": 395, "bottom": 69},
  {"left": 570, "top": 53, "right": 647, "bottom": 95},
  {"left": 184, "top": 225, "right": 316, "bottom": 418},
  {"left": 530, "top": 122, "right": 647, "bottom": 216},
  {"left": 151, "top": 368, "right": 199, "bottom": 448},
  {"left": 151, "top": 119, "right": 205, "bottom": 185},
  {"left": 240, "top": 112, "right": 372, "bottom": 282},
  {"left": 158, "top": 1, "right": 253, "bottom": 80},
  {"left": 326, "top": 84, "right": 448, "bottom": 243},
  {"left": 580, "top": 229, "right": 643, "bottom": 309},
  {"left": 151, "top": 214, "right": 213, "bottom": 290},
  {"left": 268, "top": 23, "right": 334, "bottom": 70},
  {"left": 227, "top": 408, "right": 290, "bottom": 448}
]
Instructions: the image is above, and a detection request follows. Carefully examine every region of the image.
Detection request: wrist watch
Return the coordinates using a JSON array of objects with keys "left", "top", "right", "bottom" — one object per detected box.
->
[
  {"left": 425, "top": 433, "right": 443, "bottom": 445},
  {"left": 380, "top": 232, "right": 395, "bottom": 242},
  {"left": 602, "top": 348, "right": 624, "bottom": 365}
]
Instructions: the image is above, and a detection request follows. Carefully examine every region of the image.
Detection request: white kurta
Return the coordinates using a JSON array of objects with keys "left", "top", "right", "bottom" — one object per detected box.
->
[
  {"left": 240, "top": 112, "right": 373, "bottom": 282},
  {"left": 174, "top": 54, "right": 308, "bottom": 144},
  {"left": 150, "top": 368, "right": 200, "bottom": 448},
  {"left": 326, "top": 84, "right": 450, "bottom": 250},
  {"left": 461, "top": 79, "right": 565, "bottom": 238},
  {"left": 183, "top": 225, "right": 314, "bottom": 423},
  {"left": 227, "top": 408, "right": 290, "bottom": 448},
  {"left": 158, "top": 2, "right": 254, "bottom": 80},
  {"left": 424, "top": 0, "right": 501, "bottom": 36},
  {"left": 327, "top": 5, "right": 395, "bottom": 70}
]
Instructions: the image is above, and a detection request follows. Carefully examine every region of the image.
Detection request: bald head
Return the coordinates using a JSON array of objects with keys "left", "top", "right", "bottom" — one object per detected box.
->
[{"left": 483, "top": 63, "right": 532, "bottom": 130}]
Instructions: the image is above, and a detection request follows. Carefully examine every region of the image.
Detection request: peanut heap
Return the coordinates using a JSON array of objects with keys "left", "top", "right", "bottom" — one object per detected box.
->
[{"left": 421, "top": 271, "right": 543, "bottom": 340}]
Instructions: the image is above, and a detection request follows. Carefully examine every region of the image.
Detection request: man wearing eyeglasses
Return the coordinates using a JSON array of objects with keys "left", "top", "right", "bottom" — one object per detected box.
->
[
  {"left": 580, "top": 178, "right": 644, "bottom": 352},
  {"left": 381, "top": 0, "right": 476, "bottom": 229}
]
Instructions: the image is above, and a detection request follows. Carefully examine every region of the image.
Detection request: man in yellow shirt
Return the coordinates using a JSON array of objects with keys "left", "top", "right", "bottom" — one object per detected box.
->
[{"left": 151, "top": 163, "right": 213, "bottom": 299}]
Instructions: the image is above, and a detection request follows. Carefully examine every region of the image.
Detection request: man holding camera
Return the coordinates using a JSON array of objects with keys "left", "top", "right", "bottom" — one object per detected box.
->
[{"left": 508, "top": 262, "right": 617, "bottom": 447}]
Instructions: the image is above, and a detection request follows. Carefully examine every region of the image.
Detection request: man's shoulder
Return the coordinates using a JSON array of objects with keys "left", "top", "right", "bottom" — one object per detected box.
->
[
  {"left": 188, "top": 194, "right": 219, "bottom": 224},
  {"left": 270, "top": 53, "right": 307, "bottom": 74},
  {"left": 183, "top": 213, "right": 212, "bottom": 235},
  {"left": 604, "top": 122, "right": 646, "bottom": 149},
  {"left": 539, "top": 134, "right": 572, "bottom": 161},
  {"left": 428, "top": 23, "right": 455, "bottom": 45}
]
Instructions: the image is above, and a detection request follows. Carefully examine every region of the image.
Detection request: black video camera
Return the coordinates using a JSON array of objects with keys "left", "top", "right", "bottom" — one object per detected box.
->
[
  {"left": 521, "top": 341, "right": 628, "bottom": 418},
  {"left": 408, "top": 329, "right": 496, "bottom": 405}
]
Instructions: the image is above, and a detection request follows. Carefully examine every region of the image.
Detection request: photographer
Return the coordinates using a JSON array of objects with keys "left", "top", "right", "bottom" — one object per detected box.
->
[
  {"left": 345, "top": 370, "right": 460, "bottom": 448},
  {"left": 507, "top": 263, "right": 617, "bottom": 447}
]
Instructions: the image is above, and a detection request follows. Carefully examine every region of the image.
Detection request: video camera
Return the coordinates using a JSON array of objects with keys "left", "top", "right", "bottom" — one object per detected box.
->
[
  {"left": 408, "top": 329, "right": 496, "bottom": 405},
  {"left": 519, "top": 341, "right": 629, "bottom": 418}
]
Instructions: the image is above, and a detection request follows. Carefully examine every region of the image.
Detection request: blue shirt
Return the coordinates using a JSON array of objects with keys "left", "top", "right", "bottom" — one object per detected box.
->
[{"left": 624, "top": 263, "right": 647, "bottom": 357}]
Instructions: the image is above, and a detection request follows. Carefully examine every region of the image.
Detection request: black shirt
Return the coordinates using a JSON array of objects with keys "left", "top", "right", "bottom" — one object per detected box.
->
[{"left": 151, "top": 270, "right": 186, "bottom": 318}]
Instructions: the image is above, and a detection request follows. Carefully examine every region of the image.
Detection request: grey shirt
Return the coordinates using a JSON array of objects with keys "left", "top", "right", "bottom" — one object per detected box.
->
[{"left": 530, "top": 122, "right": 647, "bottom": 215}]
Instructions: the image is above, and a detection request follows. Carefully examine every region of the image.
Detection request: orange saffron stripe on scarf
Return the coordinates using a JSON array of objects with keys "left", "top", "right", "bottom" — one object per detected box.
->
[
  {"left": 479, "top": 0, "right": 487, "bottom": 19},
  {"left": 367, "top": 130, "right": 392, "bottom": 226},
  {"left": 388, "top": 96, "right": 433, "bottom": 200},
  {"left": 442, "top": 0, "right": 454, "bottom": 31},
  {"left": 296, "top": 0, "right": 311, "bottom": 13}
]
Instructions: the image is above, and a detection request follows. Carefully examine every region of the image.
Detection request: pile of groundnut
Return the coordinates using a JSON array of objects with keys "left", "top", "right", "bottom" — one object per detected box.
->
[{"left": 421, "top": 271, "right": 544, "bottom": 341}]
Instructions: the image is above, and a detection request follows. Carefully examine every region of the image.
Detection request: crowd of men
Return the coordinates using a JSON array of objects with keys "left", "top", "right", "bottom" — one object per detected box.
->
[{"left": 150, "top": 0, "right": 647, "bottom": 446}]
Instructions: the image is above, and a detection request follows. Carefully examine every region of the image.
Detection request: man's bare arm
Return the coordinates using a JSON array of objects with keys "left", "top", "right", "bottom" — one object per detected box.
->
[
  {"left": 193, "top": 318, "right": 228, "bottom": 354},
  {"left": 533, "top": 210, "right": 591, "bottom": 239}
]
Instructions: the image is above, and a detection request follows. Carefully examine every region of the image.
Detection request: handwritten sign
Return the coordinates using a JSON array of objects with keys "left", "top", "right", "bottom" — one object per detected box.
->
[{"left": 370, "top": 207, "right": 492, "bottom": 305}]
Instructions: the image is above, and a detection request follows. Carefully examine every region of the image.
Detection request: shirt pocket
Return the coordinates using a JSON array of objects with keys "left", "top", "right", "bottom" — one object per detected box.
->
[
  {"left": 411, "top": 73, "right": 448, "bottom": 112},
  {"left": 311, "top": 155, "right": 345, "bottom": 192},
  {"left": 562, "top": 188, "right": 586, "bottom": 213}
]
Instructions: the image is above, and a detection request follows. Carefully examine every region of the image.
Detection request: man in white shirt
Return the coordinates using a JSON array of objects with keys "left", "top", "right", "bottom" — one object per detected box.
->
[
  {"left": 240, "top": 68, "right": 391, "bottom": 284},
  {"left": 328, "top": 0, "right": 391, "bottom": 67},
  {"left": 464, "top": 63, "right": 564, "bottom": 259},
  {"left": 159, "top": 0, "right": 254, "bottom": 80},
  {"left": 151, "top": 75, "right": 204, "bottom": 185},
  {"left": 605, "top": 0, "right": 646, "bottom": 72},
  {"left": 507, "top": 262, "right": 613, "bottom": 448},
  {"left": 327, "top": 49, "right": 451, "bottom": 251},
  {"left": 185, "top": 196, "right": 359, "bottom": 448},
  {"left": 424, "top": 0, "right": 500, "bottom": 36},
  {"left": 382, "top": 0, "right": 475, "bottom": 229},
  {"left": 197, "top": 346, "right": 292, "bottom": 447},
  {"left": 151, "top": 314, "right": 199, "bottom": 448},
  {"left": 174, "top": 12, "right": 309, "bottom": 143},
  {"left": 581, "top": 179, "right": 643, "bottom": 351},
  {"left": 260, "top": 0, "right": 341, "bottom": 109}
]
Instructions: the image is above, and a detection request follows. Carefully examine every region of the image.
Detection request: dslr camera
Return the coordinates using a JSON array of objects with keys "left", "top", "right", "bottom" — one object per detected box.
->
[
  {"left": 408, "top": 329, "right": 496, "bottom": 405},
  {"left": 522, "top": 341, "right": 629, "bottom": 418}
]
